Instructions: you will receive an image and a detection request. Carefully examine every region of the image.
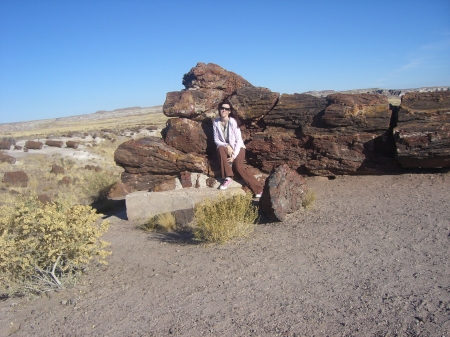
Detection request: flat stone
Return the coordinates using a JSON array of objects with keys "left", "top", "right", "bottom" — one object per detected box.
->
[{"left": 126, "top": 187, "right": 245, "bottom": 223}]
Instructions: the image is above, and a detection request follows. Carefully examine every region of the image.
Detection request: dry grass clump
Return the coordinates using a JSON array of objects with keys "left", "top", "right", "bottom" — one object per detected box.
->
[
  {"left": 194, "top": 192, "right": 259, "bottom": 243},
  {"left": 302, "top": 190, "right": 316, "bottom": 208},
  {"left": 0, "top": 195, "right": 111, "bottom": 297},
  {"left": 140, "top": 212, "right": 176, "bottom": 232}
]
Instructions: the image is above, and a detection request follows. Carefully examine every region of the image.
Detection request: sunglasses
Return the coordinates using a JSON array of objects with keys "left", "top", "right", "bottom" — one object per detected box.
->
[{"left": 220, "top": 107, "right": 231, "bottom": 111}]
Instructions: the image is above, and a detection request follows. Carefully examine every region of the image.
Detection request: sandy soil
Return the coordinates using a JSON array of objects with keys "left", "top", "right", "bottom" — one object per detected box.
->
[{"left": 1, "top": 172, "right": 449, "bottom": 337}]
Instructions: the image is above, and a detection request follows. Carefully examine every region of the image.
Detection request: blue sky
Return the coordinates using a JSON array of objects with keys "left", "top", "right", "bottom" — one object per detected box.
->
[{"left": 1, "top": 0, "right": 449, "bottom": 123}]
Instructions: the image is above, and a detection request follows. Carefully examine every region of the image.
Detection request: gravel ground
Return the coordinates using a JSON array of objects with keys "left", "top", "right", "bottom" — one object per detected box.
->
[{"left": 1, "top": 172, "right": 449, "bottom": 337}]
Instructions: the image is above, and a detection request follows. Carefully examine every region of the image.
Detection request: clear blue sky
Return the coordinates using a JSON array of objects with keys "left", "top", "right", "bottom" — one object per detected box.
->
[{"left": 1, "top": 0, "right": 449, "bottom": 123}]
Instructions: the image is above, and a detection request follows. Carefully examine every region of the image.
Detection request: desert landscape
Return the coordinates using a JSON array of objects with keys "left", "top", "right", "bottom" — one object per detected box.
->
[{"left": 0, "top": 102, "right": 449, "bottom": 336}]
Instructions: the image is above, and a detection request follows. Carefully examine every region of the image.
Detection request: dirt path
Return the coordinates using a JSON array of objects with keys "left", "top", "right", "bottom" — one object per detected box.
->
[{"left": 1, "top": 173, "right": 449, "bottom": 336}]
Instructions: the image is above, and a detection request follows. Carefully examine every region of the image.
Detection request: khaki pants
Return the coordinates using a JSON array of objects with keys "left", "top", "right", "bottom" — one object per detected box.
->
[{"left": 217, "top": 146, "right": 263, "bottom": 194}]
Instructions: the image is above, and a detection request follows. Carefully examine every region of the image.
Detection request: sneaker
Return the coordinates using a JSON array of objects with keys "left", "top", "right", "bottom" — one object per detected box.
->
[
  {"left": 219, "top": 178, "right": 233, "bottom": 190},
  {"left": 255, "top": 192, "right": 263, "bottom": 198}
]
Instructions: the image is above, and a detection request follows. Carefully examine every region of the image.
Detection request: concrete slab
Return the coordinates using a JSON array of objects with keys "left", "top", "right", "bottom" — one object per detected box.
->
[{"left": 125, "top": 186, "right": 246, "bottom": 223}]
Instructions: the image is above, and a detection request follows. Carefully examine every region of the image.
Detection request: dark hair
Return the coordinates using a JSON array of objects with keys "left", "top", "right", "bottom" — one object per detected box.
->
[{"left": 218, "top": 98, "right": 241, "bottom": 127}]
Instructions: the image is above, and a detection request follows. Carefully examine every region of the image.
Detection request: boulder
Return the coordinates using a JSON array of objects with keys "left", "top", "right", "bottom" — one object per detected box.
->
[
  {"left": 259, "top": 164, "right": 307, "bottom": 221},
  {"left": 0, "top": 153, "right": 16, "bottom": 164},
  {"left": 263, "top": 93, "right": 327, "bottom": 130},
  {"left": 2, "top": 171, "right": 28, "bottom": 187},
  {"left": 107, "top": 181, "right": 134, "bottom": 199},
  {"left": 164, "top": 118, "right": 215, "bottom": 154},
  {"left": 394, "top": 91, "right": 450, "bottom": 168},
  {"left": 45, "top": 140, "right": 64, "bottom": 148},
  {"left": 50, "top": 164, "right": 65, "bottom": 174},
  {"left": 14, "top": 145, "right": 22, "bottom": 150},
  {"left": 25, "top": 140, "right": 43, "bottom": 150},
  {"left": 37, "top": 194, "right": 52, "bottom": 205}
]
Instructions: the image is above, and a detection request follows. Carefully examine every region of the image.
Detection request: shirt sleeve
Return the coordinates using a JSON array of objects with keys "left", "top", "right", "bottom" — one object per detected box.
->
[{"left": 230, "top": 119, "right": 245, "bottom": 159}]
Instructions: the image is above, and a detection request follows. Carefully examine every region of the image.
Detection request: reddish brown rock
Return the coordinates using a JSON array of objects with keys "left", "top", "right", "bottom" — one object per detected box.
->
[
  {"left": 0, "top": 141, "right": 11, "bottom": 150},
  {"left": 147, "top": 125, "right": 158, "bottom": 130},
  {"left": 37, "top": 194, "right": 52, "bottom": 205},
  {"left": 0, "top": 153, "right": 16, "bottom": 164},
  {"left": 320, "top": 93, "right": 391, "bottom": 132},
  {"left": 85, "top": 165, "right": 102, "bottom": 172},
  {"left": 51, "top": 164, "right": 65, "bottom": 175},
  {"left": 263, "top": 94, "right": 327, "bottom": 130},
  {"left": 229, "top": 87, "right": 280, "bottom": 123},
  {"left": 14, "top": 145, "right": 22, "bottom": 150},
  {"left": 394, "top": 91, "right": 450, "bottom": 168},
  {"left": 163, "top": 89, "right": 225, "bottom": 120},
  {"left": 259, "top": 164, "right": 308, "bottom": 221},
  {"left": 182, "top": 62, "right": 252, "bottom": 93},
  {"left": 206, "top": 177, "right": 217, "bottom": 188},
  {"left": 45, "top": 140, "right": 64, "bottom": 148},
  {"left": 25, "top": 140, "right": 43, "bottom": 149},
  {"left": 57, "top": 176, "right": 71, "bottom": 186},
  {"left": 2, "top": 171, "right": 28, "bottom": 187},
  {"left": 66, "top": 141, "right": 79, "bottom": 149},
  {"left": 180, "top": 171, "right": 192, "bottom": 188},
  {"left": 152, "top": 178, "right": 176, "bottom": 192},
  {"left": 107, "top": 182, "right": 133, "bottom": 199},
  {"left": 164, "top": 118, "right": 215, "bottom": 154},
  {"left": 115, "top": 137, "right": 209, "bottom": 176},
  {"left": 121, "top": 172, "right": 175, "bottom": 191}
]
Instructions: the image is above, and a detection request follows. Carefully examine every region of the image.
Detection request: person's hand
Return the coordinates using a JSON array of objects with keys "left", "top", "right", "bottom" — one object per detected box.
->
[
  {"left": 227, "top": 156, "right": 234, "bottom": 163},
  {"left": 226, "top": 145, "right": 233, "bottom": 157}
]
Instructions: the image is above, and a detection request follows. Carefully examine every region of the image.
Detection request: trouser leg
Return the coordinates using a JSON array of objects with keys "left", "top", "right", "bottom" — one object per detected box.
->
[
  {"left": 217, "top": 145, "right": 233, "bottom": 179},
  {"left": 233, "top": 149, "right": 263, "bottom": 194}
]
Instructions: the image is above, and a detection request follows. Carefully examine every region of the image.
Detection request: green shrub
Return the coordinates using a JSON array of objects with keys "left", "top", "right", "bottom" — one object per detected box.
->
[
  {"left": 0, "top": 195, "right": 111, "bottom": 297},
  {"left": 194, "top": 192, "right": 259, "bottom": 243},
  {"left": 140, "top": 212, "right": 177, "bottom": 232}
]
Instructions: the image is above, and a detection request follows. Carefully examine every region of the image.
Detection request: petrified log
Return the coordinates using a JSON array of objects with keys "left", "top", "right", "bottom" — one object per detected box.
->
[
  {"left": 2, "top": 171, "right": 28, "bottom": 187},
  {"left": 164, "top": 118, "right": 215, "bottom": 155},
  {"left": 115, "top": 137, "right": 209, "bottom": 176},
  {"left": 229, "top": 86, "right": 280, "bottom": 123},
  {"left": 66, "top": 141, "right": 79, "bottom": 149},
  {"left": 320, "top": 93, "right": 391, "bottom": 132},
  {"left": 263, "top": 93, "right": 327, "bottom": 130},
  {"left": 121, "top": 172, "right": 176, "bottom": 191},
  {"left": 0, "top": 141, "right": 11, "bottom": 150},
  {"left": 394, "top": 91, "right": 450, "bottom": 168},
  {"left": 25, "top": 140, "right": 43, "bottom": 149},
  {"left": 45, "top": 140, "right": 64, "bottom": 148},
  {"left": 0, "top": 153, "right": 16, "bottom": 164}
]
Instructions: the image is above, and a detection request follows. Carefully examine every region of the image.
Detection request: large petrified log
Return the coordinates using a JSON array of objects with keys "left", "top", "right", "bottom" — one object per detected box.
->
[
  {"left": 394, "top": 91, "right": 450, "bottom": 168},
  {"left": 163, "top": 63, "right": 253, "bottom": 121},
  {"left": 114, "top": 137, "right": 211, "bottom": 191},
  {"left": 163, "top": 118, "right": 215, "bottom": 155}
]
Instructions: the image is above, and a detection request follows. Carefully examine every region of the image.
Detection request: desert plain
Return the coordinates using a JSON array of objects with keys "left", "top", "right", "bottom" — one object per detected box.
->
[{"left": 0, "top": 107, "right": 449, "bottom": 336}]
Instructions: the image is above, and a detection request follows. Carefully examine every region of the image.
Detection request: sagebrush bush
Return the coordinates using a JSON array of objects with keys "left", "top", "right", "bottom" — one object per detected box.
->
[
  {"left": 194, "top": 192, "right": 259, "bottom": 243},
  {"left": 140, "top": 212, "right": 176, "bottom": 232},
  {"left": 0, "top": 195, "right": 111, "bottom": 297},
  {"left": 302, "top": 190, "right": 316, "bottom": 208}
]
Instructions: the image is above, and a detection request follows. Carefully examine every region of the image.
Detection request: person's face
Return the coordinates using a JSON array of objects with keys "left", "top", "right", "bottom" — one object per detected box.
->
[{"left": 220, "top": 104, "right": 231, "bottom": 118}]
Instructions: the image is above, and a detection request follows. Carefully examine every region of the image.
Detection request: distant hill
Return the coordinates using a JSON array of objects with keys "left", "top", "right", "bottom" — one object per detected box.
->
[{"left": 303, "top": 86, "right": 449, "bottom": 97}]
